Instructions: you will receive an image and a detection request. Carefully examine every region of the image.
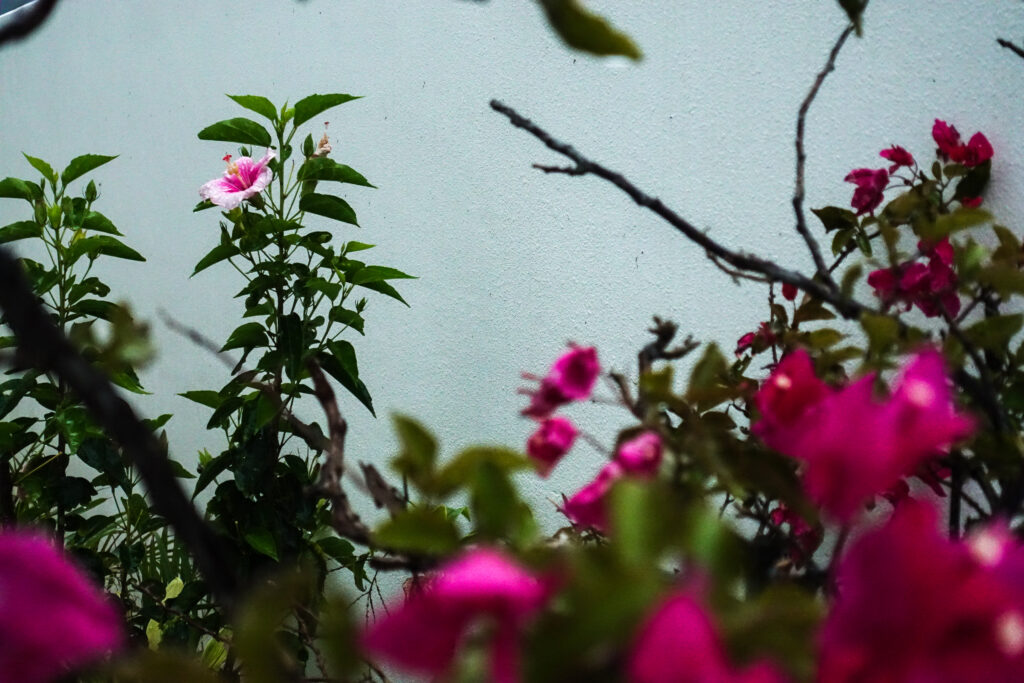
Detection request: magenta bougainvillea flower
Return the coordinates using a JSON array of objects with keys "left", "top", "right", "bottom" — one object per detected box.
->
[
  {"left": 615, "top": 431, "right": 663, "bottom": 477},
  {"left": 563, "top": 461, "right": 623, "bottom": 532},
  {"left": 629, "top": 591, "right": 789, "bottom": 683},
  {"left": 0, "top": 531, "right": 123, "bottom": 683},
  {"left": 362, "top": 548, "right": 550, "bottom": 683},
  {"left": 868, "top": 237, "right": 960, "bottom": 318},
  {"left": 520, "top": 345, "right": 600, "bottom": 418},
  {"left": 844, "top": 167, "right": 889, "bottom": 215},
  {"left": 932, "top": 119, "right": 994, "bottom": 167},
  {"left": 769, "top": 503, "right": 823, "bottom": 566},
  {"left": 199, "top": 149, "right": 276, "bottom": 210},
  {"left": 735, "top": 322, "right": 777, "bottom": 356},
  {"left": 753, "top": 349, "right": 972, "bottom": 521},
  {"left": 879, "top": 145, "right": 915, "bottom": 172},
  {"left": 820, "top": 501, "right": 1024, "bottom": 683},
  {"left": 526, "top": 416, "right": 579, "bottom": 476}
]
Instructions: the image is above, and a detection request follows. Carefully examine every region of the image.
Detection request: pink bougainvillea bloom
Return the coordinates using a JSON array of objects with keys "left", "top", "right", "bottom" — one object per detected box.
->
[
  {"left": 526, "top": 416, "right": 578, "bottom": 476},
  {"left": 962, "top": 196, "right": 984, "bottom": 208},
  {"left": 615, "top": 431, "right": 663, "bottom": 477},
  {"left": 0, "top": 531, "right": 123, "bottom": 683},
  {"left": 820, "top": 501, "right": 1024, "bottom": 683},
  {"left": 520, "top": 345, "right": 600, "bottom": 419},
  {"left": 781, "top": 282, "right": 798, "bottom": 301},
  {"left": 735, "top": 323, "right": 776, "bottom": 357},
  {"left": 199, "top": 149, "right": 276, "bottom": 210},
  {"left": 362, "top": 548, "right": 549, "bottom": 683},
  {"left": 735, "top": 331, "right": 757, "bottom": 356},
  {"left": 751, "top": 349, "right": 830, "bottom": 454},
  {"left": 880, "top": 145, "right": 915, "bottom": 172},
  {"left": 955, "top": 131, "right": 994, "bottom": 167},
  {"left": 844, "top": 167, "right": 889, "bottom": 215},
  {"left": 563, "top": 462, "right": 623, "bottom": 532},
  {"left": 769, "top": 503, "right": 823, "bottom": 566},
  {"left": 933, "top": 119, "right": 963, "bottom": 159},
  {"left": 629, "top": 591, "right": 789, "bottom": 683},
  {"left": 868, "top": 238, "right": 960, "bottom": 318}
]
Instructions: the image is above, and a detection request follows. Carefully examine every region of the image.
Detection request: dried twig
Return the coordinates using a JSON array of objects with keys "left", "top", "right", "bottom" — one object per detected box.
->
[
  {"left": 793, "top": 24, "right": 855, "bottom": 287},
  {"left": 997, "top": 37, "right": 1024, "bottom": 60}
]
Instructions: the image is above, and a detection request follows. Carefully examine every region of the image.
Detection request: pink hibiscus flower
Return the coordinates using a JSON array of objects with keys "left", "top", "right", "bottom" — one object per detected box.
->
[{"left": 199, "top": 149, "right": 276, "bottom": 209}]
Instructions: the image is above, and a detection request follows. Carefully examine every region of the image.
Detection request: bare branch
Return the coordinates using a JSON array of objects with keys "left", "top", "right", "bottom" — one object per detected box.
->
[
  {"left": 997, "top": 37, "right": 1024, "bottom": 60},
  {"left": 489, "top": 99, "right": 871, "bottom": 321},
  {"left": 0, "top": 0, "right": 58, "bottom": 49},
  {"left": 0, "top": 247, "right": 239, "bottom": 609},
  {"left": 794, "top": 24, "right": 855, "bottom": 286}
]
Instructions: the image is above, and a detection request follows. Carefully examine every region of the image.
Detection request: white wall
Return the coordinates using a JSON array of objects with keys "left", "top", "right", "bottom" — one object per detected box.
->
[{"left": 1, "top": 1, "right": 1023, "bottom": 532}]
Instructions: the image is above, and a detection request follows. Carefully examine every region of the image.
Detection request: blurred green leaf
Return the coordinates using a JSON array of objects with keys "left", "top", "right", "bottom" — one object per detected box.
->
[
  {"left": 538, "top": 0, "right": 642, "bottom": 59},
  {"left": 964, "top": 314, "right": 1024, "bottom": 353},
  {"left": 811, "top": 206, "right": 857, "bottom": 233},
  {"left": 390, "top": 414, "right": 438, "bottom": 486},
  {"left": 374, "top": 506, "right": 461, "bottom": 555}
]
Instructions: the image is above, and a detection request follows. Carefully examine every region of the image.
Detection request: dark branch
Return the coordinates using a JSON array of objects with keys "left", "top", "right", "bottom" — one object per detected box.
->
[
  {"left": 489, "top": 99, "right": 870, "bottom": 321},
  {"left": 0, "top": 0, "right": 58, "bottom": 48},
  {"left": 794, "top": 24, "right": 854, "bottom": 286},
  {"left": 0, "top": 247, "right": 239, "bottom": 609},
  {"left": 997, "top": 38, "right": 1024, "bottom": 60}
]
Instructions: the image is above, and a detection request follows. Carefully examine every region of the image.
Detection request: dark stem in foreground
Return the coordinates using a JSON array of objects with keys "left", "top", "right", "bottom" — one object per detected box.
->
[{"left": 0, "top": 0, "right": 58, "bottom": 48}]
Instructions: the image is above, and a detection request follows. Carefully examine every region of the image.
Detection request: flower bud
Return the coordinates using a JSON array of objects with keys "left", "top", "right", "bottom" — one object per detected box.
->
[
  {"left": 302, "top": 133, "right": 315, "bottom": 158},
  {"left": 84, "top": 179, "right": 98, "bottom": 202}
]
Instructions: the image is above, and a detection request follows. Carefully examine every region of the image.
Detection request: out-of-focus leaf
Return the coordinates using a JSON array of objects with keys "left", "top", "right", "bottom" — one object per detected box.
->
[
  {"left": 374, "top": 506, "right": 461, "bottom": 555},
  {"left": 964, "top": 314, "right": 1024, "bottom": 353},
  {"left": 537, "top": 0, "right": 642, "bottom": 60}
]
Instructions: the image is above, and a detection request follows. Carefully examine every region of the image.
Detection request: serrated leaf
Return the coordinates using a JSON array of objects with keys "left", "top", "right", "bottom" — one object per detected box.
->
[
  {"left": 227, "top": 94, "right": 278, "bottom": 122},
  {"left": 538, "top": 0, "right": 642, "bottom": 60},
  {"left": 23, "top": 154, "right": 55, "bottom": 184},
  {"left": 192, "top": 242, "right": 239, "bottom": 276},
  {"left": 297, "top": 158, "right": 375, "bottom": 188},
  {"left": 299, "top": 193, "right": 359, "bottom": 226},
  {"left": 66, "top": 235, "right": 145, "bottom": 265},
  {"left": 293, "top": 93, "right": 361, "bottom": 128},
  {"left": 61, "top": 154, "right": 117, "bottom": 185},
  {"left": 197, "top": 118, "right": 271, "bottom": 147},
  {"left": 0, "top": 221, "right": 41, "bottom": 244}
]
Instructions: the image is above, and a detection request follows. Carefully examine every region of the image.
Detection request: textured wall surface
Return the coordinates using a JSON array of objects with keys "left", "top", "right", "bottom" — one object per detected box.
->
[{"left": 1, "top": 2, "right": 1023, "bottom": 535}]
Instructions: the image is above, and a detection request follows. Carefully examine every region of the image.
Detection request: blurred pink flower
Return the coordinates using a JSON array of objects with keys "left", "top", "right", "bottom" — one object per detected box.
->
[
  {"left": 615, "top": 431, "right": 663, "bottom": 477},
  {"left": 844, "top": 167, "right": 888, "bottom": 215},
  {"left": 520, "top": 345, "right": 600, "bottom": 419},
  {"left": 753, "top": 350, "right": 973, "bottom": 521},
  {"left": 199, "top": 149, "right": 275, "bottom": 209},
  {"left": 362, "top": 548, "right": 549, "bottom": 683},
  {"left": 820, "top": 501, "right": 1024, "bottom": 683},
  {"left": 868, "top": 237, "right": 960, "bottom": 318},
  {"left": 933, "top": 119, "right": 994, "bottom": 167},
  {"left": 0, "top": 531, "right": 123, "bottom": 683},
  {"left": 563, "top": 462, "right": 623, "bottom": 532},
  {"left": 880, "top": 145, "right": 915, "bottom": 172},
  {"left": 933, "top": 119, "right": 963, "bottom": 159},
  {"left": 629, "top": 591, "right": 789, "bottom": 683},
  {"left": 781, "top": 282, "right": 798, "bottom": 301},
  {"left": 527, "top": 417, "right": 578, "bottom": 476}
]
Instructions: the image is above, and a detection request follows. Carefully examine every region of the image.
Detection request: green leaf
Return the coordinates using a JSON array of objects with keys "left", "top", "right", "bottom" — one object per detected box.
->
[
  {"left": 163, "top": 577, "right": 185, "bottom": 602},
  {"left": 227, "top": 94, "right": 279, "bottom": 122},
  {"left": 685, "top": 343, "right": 729, "bottom": 405},
  {"left": 792, "top": 298, "right": 836, "bottom": 325},
  {"left": 72, "top": 298, "right": 119, "bottom": 321},
  {"left": 433, "top": 446, "right": 530, "bottom": 497},
  {"left": 861, "top": 312, "right": 898, "bottom": 355},
  {"left": 977, "top": 264, "right": 1024, "bottom": 297},
  {"left": 178, "top": 390, "right": 223, "bottom": 409},
  {"left": 806, "top": 328, "right": 845, "bottom": 349},
  {"left": 318, "top": 341, "right": 374, "bottom": 415},
  {"left": 918, "top": 207, "right": 992, "bottom": 241},
  {"left": 317, "top": 536, "right": 356, "bottom": 564},
  {"left": 357, "top": 279, "right": 409, "bottom": 306},
  {"left": 374, "top": 507, "right": 460, "bottom": 555},
  {"left": 292, "top": 93, "right": 361, "bottom": 128},
  {"left": 192, "top": 451, "right": 234, "bottom": 498},
  {"left": 350, "top": 265, "right": 415, "bottom": 285},
  {"left": 0, "top": 177, "right": 35, "bottom": 200},
  {"left": 66, "top": 235, "right": 145, "bottom": 265},
  {"left": 299, "top": 193, "right": 359, "bottom": 226},
  {"left": 538, "top": 0, "right": 642, "bottom": 60},
  {"left": 23, "top": 154, "right": 56, "bottom": 184},
  {"left": 346, "top": 241, "right": 375, "bottom": 252},
  {"left": 297, "top": 158, "right": 375, "bottom": 188},
  {"left": 243, "top": 528, "right": 279, "bottom": 561},
  {"left": 811, "top": 206, "right": 858, "bottom": 233},
  {"left": 61, "top": 154, "right": 117, "bottom": 185},
  {"left": 0, "top": 221, "right": 41, "bottom": 244},
  {"left": 197, "top": 118, "right": 272, "bottom": 148},
  {"left": 146, "top": 619, "right": 163, "bottom": 651},
  {"left": 391, "top": 414, "right": 438, "bottom": 486},
  {"left": 192, "top": 242, "right": 239, "bottom": 276},
  {"left": 220, "top": 322, "right": 268, "bottom": 352},
  {"left": 964, "top": 314, "right": 1024, "bottom": 353},
  {"left": 329, "top": 307, "right": 365, "bottom": 335},
  {"left": 81, "top": 211, "right": 122, "bottom": 235},
  {"left": 279, "top": 313, "right": 305, "bottom": 380}
]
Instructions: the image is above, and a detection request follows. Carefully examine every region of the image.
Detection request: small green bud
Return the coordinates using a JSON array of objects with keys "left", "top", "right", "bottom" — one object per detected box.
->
[
  {"left": 47, "top": 204, "right": 61, "bottom": 228},
  {"left": 85, "top": 180, "right": 97, "bottom": 202},
  {"left": 356, "top": 298, "right": 367, "bottom": 313},
  {"left": 302, "top": 134, "right": 314, "bottom": 158},
  {"left": 33, "top": 201, "right": 46, "bottom": 225}
]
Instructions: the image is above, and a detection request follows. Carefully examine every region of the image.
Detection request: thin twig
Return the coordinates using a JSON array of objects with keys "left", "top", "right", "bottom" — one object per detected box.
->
[
  {"left": 997, "top": 38, "right": 1024, "bottom": 60},
  {"left": 794, "top": 24, "right": 854, "bottom": 287},
  {"left": 0, "top": 0, "right": 58, "bottom": 48},
  {"left": 489, "top": 99, "right": 870, "bottom": 321}
]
